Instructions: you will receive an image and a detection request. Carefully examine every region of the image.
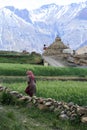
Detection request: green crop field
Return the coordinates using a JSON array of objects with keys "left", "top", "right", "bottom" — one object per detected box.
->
[
  {"left": 0, "top": 63, "right": 87, "bottom": 77},
  {"left": 0, "top": 51, "right": 42, "bottom": 64},
  {"left": 1, "top": 77, "right": 87, "bottom": 106},
  {"left": 0, "top": 62, "right": 87, "bottom": 130}
]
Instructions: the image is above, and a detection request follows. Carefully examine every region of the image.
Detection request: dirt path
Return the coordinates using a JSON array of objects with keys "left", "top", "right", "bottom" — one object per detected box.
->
[{"left": 42, "top": 56, "right": 65, "bottom": 67}]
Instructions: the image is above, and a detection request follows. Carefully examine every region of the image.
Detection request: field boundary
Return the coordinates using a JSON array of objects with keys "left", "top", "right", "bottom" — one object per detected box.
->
[
  {"left": 0, "top": 76, "right": 87, "bottom": 81},
  {"left": 36, "top": 76, "right": 87, "bottom": 81}
]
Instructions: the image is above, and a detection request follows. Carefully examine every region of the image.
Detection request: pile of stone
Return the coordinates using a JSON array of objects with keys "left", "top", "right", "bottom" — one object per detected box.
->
[
  {"left": 67, "top": 53, "right": 87, "bottom": 66},
  {"left": 32, "top": 97, "right": 87, "bottom": 123},
  {"left": 73, "top": 54, "right": 87, "bottom": 66},
  {"left": 0, "top": 86, "right": 87, "bottom": 123}
]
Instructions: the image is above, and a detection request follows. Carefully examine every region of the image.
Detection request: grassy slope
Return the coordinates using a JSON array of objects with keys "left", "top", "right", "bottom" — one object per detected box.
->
[
  {"left": 0, "top": 105, "right": 55, "bottom": 130},
  {"left": 0, "top": 104, "right": 87, "bottom": 130},
  {"left": 0, "top": 76, "right": 87, "bottom": 130},
  {"left": 1, "top": 77, "right": 87, "bottom": 106},
  {"left": 0, "top": 51, "right": 42, "bottom": 64},
  {"left": 0, "top": 63, "right": 87, "bottom": 77},
  {"left": 0, "top": 53, "right": 87, "bottom": 130}
]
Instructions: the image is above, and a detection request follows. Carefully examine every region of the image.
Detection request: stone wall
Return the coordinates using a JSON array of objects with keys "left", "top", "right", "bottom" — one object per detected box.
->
[{"left": 0, "top": 86, "right": 87, "bottom": 123}]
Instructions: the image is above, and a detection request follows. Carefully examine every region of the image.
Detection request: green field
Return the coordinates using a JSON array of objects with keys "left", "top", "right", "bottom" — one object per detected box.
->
[
  {"left": 0, "top": 62, "right": 87, "bottom": 106},
  {"left": 0, "top": 76, "right": 87, "bottom": 130},
  {"left": 0, "top": 63, "right": 87, "bottom": 77},
  {"left": 0, "top": 51, "right": 42, "bottom": 64},
  {"left": 1, "top": 77, "right": 87, "bottom": 106},
  {"left": 0, "top": 61, "right": 87, "bottom": 130}
]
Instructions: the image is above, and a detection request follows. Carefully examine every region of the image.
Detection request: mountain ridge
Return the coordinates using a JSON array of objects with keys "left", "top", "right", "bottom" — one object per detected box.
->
[{"left": 0, "top": 1, "right": 87, "bottom": 53}]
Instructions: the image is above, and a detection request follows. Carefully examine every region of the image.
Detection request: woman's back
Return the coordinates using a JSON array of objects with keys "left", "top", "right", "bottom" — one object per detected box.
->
[{"left": 25, "top": 71, "right": 36, "bottom": 97}]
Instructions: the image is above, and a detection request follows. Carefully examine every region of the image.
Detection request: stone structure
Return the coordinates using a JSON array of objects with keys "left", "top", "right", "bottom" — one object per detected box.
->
[
  {"left": 43, "top": 36, "right": 71, "bottom": 56},
  {"left": 43, "top": 36, "right": 87, "bottom": 66},
  {"left": 0, "top": 86, "right": 87, "bottom": 123}
]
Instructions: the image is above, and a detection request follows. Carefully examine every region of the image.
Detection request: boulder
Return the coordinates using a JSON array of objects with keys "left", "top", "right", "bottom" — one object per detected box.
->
[
  {"left": 38, "top": 104, "right": 48, "bottom": 110},
  {"left": 81, "top": 116, "right": 87, "bottom": 123},
  {"left": 77, "top": 107, "right": 87, "bottom": 116}
]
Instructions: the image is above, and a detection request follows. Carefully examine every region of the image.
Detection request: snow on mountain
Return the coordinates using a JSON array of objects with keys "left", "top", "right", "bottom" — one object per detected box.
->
[
  {"left": 30, "top": 2, "right": 87, "bottom": 50},
  {"left": 0, "top": 7, "right": 54, "bottom": 53},
  {"left": 5, "top": 6, "right": 32, "bottom": 23},
  {"left": 0, "top": 1, "right": 87, "bottom": 53},
  {"left": 77, "top": 7, "right": 87, "bottom": 20}
]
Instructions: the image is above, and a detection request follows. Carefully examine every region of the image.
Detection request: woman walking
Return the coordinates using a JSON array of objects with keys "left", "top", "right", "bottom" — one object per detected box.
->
[{"left": 25, "top": 71, "right": 36, "bottom": 97}]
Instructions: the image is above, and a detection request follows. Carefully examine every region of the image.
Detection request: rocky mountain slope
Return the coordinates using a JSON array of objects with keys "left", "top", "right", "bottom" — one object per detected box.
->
[{"left": 0, "top": 1, "right": 87, "bottom": 53}]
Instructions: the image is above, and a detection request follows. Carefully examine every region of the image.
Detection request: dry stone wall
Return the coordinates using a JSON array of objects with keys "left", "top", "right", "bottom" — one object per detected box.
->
[{"left": 0, "top": 86, "right": 87, "bottom": 123}]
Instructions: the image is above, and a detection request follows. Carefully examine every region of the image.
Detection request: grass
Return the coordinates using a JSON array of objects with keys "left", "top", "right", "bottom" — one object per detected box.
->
[
  {"left": 0, "top": 62, "right": 87, "bottom": 130},
  {"left": 0, "top": 105, "right": 55, "bottom": 130},
  {"left": 0, "top": 51, "right": 42, "bottom": 64},
  {"left": 1, "top": 77, "right": 87, "bottom": 106},
  {"left": 37, "top": 80, "right": 87, "bottom": 106},
  {"left": 0, "top": 63, "right": 87, "bottom": 77},
  {"left": 0, "top": 104, "right": 87, "bottom": 130}
]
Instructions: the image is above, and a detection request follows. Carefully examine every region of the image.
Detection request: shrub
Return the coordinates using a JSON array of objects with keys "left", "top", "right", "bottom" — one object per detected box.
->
[{"left": 1, "top": 91, "right": 17, "bottom": 105}]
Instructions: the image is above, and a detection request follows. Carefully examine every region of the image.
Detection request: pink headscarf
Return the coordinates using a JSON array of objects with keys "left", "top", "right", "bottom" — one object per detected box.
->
[{"left": 26, "top": 71, "right": 35, "bottom": 80}]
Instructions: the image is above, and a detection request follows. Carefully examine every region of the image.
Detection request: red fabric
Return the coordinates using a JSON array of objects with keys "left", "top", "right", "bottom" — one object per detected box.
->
[
  {"left": 26, "top": 71, "right": 35, "bottom": 80},
  {"left": 25, "top": 86, "right": 33, "bottom": 97},
  {"left": 25, "top": 70, "right": 36, "bottom": 97}
]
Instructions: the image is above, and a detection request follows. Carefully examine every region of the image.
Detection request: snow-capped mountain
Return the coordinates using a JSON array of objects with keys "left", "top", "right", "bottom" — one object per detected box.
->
[
  {"left": 0, "top": 1, "right": 87, "bottom": 53},
  {"left": 0, "top": 7, "right": 53, "bottom": 53},
  {"left": 29, "top": 2, "right": 87, "bottom": 50}
]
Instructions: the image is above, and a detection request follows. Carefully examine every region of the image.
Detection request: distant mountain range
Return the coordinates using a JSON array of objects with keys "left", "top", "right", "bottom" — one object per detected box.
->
[{"left": 0, "top": 1, "right": 87, "bottom": 53}]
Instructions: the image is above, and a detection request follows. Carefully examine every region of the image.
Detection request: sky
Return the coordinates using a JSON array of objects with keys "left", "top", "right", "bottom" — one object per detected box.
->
[{"left": 0, "top": 0, "right": 86, "bottom": 10}]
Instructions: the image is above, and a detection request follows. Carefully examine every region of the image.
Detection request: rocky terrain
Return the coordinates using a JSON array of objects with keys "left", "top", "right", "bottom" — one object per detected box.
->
[{"left": 76, "top": 45, "right": 87, "bottom": 54}]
